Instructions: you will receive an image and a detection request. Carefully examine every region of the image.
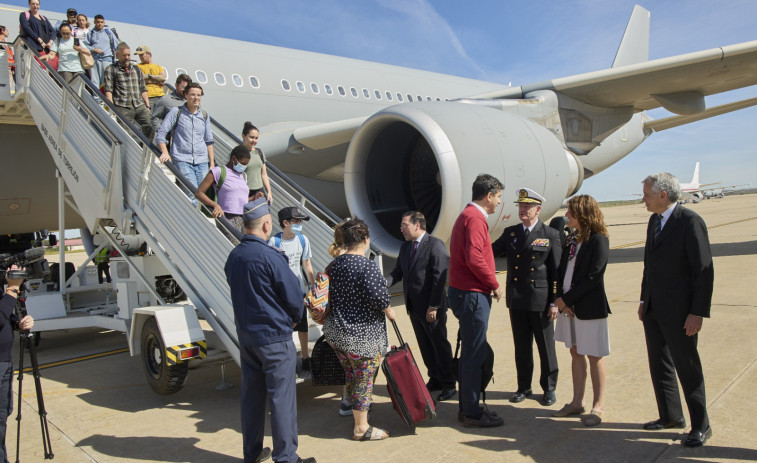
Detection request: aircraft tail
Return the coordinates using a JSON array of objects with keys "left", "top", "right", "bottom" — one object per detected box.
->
[
  {"left": 691, "top": 162, "right": 701, "bottom": 187},
  {"left": 612, "top": 5, "right": 650, "bottom": 67}
]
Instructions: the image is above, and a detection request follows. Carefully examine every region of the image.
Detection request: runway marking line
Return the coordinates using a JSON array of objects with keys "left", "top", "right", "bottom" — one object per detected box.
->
[{"left": 14, "top": 347, "right": 130, "bottom": 374}]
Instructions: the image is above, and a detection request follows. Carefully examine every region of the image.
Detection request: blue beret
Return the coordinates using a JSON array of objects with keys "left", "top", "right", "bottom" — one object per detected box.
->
[{"left": 243, "top": 198, "right": 270, "bottom": 221}]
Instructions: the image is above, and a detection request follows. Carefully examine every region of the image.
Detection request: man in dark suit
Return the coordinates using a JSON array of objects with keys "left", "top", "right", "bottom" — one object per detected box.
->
[
  {"left": 639, "top": 172, "right": 714, "bottom": 448},
  {"left": 388, "top": 211, "right": 456, "bottom": 402},
  {"left": 492, "top": 188, "right": 561, "bottom": 406}
]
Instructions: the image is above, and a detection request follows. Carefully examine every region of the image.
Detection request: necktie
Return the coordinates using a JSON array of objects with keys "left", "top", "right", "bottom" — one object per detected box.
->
[
  {"left": 524, "top": 227, "right": 530, "bottom": 239},
  {"left": 409, "top": 240, "right": 419, "bottom": 263},
  {"left": 654, "top": 214, "right": 663, "bottom": 241}
]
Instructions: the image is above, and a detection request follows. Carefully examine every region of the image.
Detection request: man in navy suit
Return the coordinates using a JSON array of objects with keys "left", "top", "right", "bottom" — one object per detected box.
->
[
  {"left": 639, "top": 172, "right": 714, "bottom": 448},
  {"left": 387, "top": 211, "right": 456, "bottom": 402},
  {"left": 492, "top": 188, "right": 561, "bottom": 406}
]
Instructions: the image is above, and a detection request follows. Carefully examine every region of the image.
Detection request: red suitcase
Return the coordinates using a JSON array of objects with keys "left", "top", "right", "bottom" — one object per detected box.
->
[{"left": 382, "top": 320, "right": 437, "bottom": 428}]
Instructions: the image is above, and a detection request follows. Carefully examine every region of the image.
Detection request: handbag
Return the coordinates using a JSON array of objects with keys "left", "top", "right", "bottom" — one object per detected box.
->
[
  {"left": 304, "top": 271, "right": 330, "bottom": 324},
  {"left": 80, "top": 51, "right": 94, "bottom": 70},
  {"left": 310, "top": 335, "right": 345, "bottom": 386},
  {"left": 451, "top": 330, "right": 494, "bottom": 402}
]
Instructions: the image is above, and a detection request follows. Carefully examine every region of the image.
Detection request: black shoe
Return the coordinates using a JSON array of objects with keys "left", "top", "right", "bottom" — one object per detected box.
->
[
  {"left": 297, "top": 458, "right": 317, "bottom": 463},
  {"left": 438, "top": 388, "right": 457, "bottom": 402},
  {"left": 426, "top": 379, "right": 443, "bottom": 391},
  {"left": 643, "top": 418, "right": 687, "bottom": 430},
  {"left": 462, "top": 410, "right": 504, "bottom": 428},
  {"left": 509, "top": 389, "right": 532, "bottom": 403},
  {"left": 458, "top": 410, "right": 464, "bottom": 422},
  {"left": 301, "top": 357, "right": 311, "bottom": 371},
  {"left": 541, "top": 391, "right": 557, "bottom": 406},
  {"left": 683, "top": 426, "right": 712, "bottom": 448},
  {"left": 254, "top": 447, "right": 271, "bottom": 462}
]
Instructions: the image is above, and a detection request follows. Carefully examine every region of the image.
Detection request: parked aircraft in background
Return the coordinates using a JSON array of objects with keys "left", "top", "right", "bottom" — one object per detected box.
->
[
  {"left": 679, "top": 163, "right": 749, "bottom": 203},
  {"left": 1, "top": 4, "right": 756, "bottom": 257}
]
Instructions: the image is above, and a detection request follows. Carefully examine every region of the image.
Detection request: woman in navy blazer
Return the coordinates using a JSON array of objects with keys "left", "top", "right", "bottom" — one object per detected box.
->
[{"left": 553, "top": 195, "right": 611, "bottom": 427}]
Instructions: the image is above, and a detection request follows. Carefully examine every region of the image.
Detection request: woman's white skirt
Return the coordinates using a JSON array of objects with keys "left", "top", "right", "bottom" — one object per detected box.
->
[{"left": 554, "top": 313, "right": 610, "bottom": 357}]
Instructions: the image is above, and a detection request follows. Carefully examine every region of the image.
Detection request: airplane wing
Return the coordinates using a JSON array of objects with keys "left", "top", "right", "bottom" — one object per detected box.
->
[
  {"left": 645, "top": 97, "right": 757, "bottom": 132},
  {"left": 471, "top": 41, "right": 757, "bottom": 115}
]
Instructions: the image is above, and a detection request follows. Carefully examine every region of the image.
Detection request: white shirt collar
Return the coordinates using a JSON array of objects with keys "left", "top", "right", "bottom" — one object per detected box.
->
[
  {"left": 659, "top": 202, "right": 676, "bottom": 228},
  {"left": 523, "top": 220, "right": 539, "bottom": 233},
  {"left": 468, "top": 202, "right": 488, "bottom": 219},
  {"left": 415, "top": 232, "right": 426, "bottom": 244}
]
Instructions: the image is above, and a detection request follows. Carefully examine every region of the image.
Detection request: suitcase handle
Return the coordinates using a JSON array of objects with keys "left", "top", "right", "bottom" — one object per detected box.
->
[{"left": 390, "top": 319, "right": 405, "bottom": 346}]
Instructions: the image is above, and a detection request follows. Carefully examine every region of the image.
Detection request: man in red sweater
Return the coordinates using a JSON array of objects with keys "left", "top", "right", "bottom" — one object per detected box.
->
[{"left": 449, "top": 174, "right": 504, "bottom": 428}]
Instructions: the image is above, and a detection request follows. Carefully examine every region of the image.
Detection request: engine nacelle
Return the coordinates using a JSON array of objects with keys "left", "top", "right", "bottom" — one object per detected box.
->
[{"left": 344, "top": 102, "right": 583, "bottom": 258}]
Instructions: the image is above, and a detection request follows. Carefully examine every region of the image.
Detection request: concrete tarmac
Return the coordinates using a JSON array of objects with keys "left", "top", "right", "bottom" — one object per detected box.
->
[{"left": 7, "top": 194, "right": 757, "bottom": 462}]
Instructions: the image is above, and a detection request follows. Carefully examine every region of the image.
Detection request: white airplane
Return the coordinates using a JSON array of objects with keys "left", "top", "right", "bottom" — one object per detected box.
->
[
  {"left": 678, "top": 162, "right": 748, "bottom": 202},
  {"left": 1, "top": 3, "right": 756, "bottom": 257}
]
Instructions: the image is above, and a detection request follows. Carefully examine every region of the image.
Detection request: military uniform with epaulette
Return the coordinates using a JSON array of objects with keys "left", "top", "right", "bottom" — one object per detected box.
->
[{"left": 492, "top": 188, "right": 561, "bottom": 405}]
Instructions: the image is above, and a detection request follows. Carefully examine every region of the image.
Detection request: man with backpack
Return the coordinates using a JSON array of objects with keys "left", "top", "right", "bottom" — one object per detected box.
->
[
  {"left": 269, "top": 207, "right": 315, "bottom": 377},
  {"left": 84, "top": 14, "right": 118, "bottom": 90},
  {"left": 155, "top": 82, "right": 215, "bottom": 203}
]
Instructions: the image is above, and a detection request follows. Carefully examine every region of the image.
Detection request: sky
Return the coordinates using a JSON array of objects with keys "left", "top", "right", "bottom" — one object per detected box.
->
[{"left": 8, "top": 0, "right": 757, "bottom": 202}]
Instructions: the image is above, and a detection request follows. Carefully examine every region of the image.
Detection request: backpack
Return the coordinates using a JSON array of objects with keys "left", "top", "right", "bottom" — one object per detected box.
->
[
  {"left": 86, "top": 26, "right": 118, "bottom": 54},
  {"left": 451, "top": 330, "right": 494, "bottom": 402},
  {"left": 212, "top": 165, "right": 246, "bottom": 202},
  {"left": 20, "top": 11, "right": 48, "bottom": 37},
  {"left": 273, "top": 232, "right": 306, "bottom": 257}
]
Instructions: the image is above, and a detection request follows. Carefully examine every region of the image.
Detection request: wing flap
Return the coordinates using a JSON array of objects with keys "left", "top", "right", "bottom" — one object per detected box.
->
[{"left": 644, "top": 96, "right": 757, "bottom": 132}]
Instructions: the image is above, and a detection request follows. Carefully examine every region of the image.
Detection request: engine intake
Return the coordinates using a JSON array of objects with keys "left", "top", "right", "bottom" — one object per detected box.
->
[{"left": 344, "top": 102, "right": 582, "bottom": 258}]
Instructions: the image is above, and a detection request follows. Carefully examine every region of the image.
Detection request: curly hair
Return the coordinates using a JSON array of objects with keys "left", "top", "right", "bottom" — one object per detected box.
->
[
  {"left": 567, "top": 195, "right": 607, "bottom": 240},
  {"left": 330, "top": 217, "right": 369, "bottom": 254}
]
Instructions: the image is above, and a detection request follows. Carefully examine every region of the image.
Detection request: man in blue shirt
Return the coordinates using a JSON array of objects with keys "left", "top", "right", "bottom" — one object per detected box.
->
[
  {"left": 155, "top": 82, "right": 215, "bottom": 202},
  {"left": 225, "top": 198, "right": 316, "bottom": 463},
  {"left": 84, "top": 15, "right": 118, "bottom": 90}
]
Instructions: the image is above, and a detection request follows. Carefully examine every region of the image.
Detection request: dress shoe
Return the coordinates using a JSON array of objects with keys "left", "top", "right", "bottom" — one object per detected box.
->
[
  {"left": 509, "top": 389, "right": 532, "bottom": 403},
  {"left": 552, "top": 403, "right": 585, "bottom": 417},
  {"left": 462, "top": 410, "right": 504, "bottom": 428},
  {"left": 438, "top": 388, "right": 457, "bottom": 402},
  {"left": 581, "top": 409, "right": 603, "bottom": 427},
  {"left": 254, "top": 447, "right": 271, "bottom": 462},
  {"left": 297, "top": 458, "right": 317, "bottom": 463},
  {"left": 541, "top": 391, "right": 557, "bottom": 406},
  {"left": 683, "top": 426, "right": 712, "bottom": 448},
  {"left": 642, "top": 418, "right": 686, "bottom": 430}
]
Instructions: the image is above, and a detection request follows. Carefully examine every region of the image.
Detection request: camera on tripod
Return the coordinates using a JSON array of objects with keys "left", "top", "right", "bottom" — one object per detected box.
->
[{"left": 0, "top": 247, "right": 49, "bottom": 284}]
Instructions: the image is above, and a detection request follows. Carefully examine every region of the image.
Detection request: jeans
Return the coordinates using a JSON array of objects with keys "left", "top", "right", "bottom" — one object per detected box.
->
[
  {"left": 448, "top": 287, "right": 491, "bottom": 418},
  {"left": 174, "top": 160, "right": 209, "bottom": 205},
  {"left": 90, "top": 57, "right": 111, "bottom": 90}
]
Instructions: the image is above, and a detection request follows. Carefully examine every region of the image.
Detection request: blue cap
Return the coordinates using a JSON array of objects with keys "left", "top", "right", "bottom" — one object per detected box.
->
[{"left": 243, "top": 198, "right": 270, "bottom": 221}]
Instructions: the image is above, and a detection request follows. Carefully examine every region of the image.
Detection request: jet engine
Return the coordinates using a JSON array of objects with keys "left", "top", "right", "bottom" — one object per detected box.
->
[{"left": 344, "top": 102, "right": 583, "bottom": 258}]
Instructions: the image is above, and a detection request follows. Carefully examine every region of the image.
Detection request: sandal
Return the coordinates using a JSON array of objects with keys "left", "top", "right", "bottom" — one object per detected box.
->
[
  {"left": 581, "top": 409, "right": 603, "bottom": 427},
  {"left": 552, "top": 403, "right": 585, "bottom": 417},
  {"left": 352, "top": 426, "right": 390, "bottom": 441}
]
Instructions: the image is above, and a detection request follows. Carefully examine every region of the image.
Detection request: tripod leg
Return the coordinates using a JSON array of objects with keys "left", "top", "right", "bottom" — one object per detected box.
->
[
  {"left": 25, "top": 336, "right": 53, "bottom": 460},
  {"left": 14, "top": 334, "right": 26, "bottom": 463}
]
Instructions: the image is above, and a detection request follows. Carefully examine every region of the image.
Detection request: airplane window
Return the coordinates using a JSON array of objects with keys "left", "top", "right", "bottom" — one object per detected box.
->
[
  {"left": 386, "top": 91, "right": 393, "bottom": 101},
  {"left": 374, "top": 90, "right": 381, "bottom": 100},
  {"left": 214, "top": 73, "right": 226, "bottom": 86},
  {"left": 362, "top": 88, "right": 370, "bottom": 99},
  {"left": 325, "top": 84, "right": 333, "bottom": 95},
  {"left": 407, "top": 94, "right": 413, "bottom": 102},
  {"left": 249, "top": 76, "right": 260, "bottom": 88},
  {"left": 417, "top": 95, "right": 422, "bottom": 101},
  {"left": 231, "top": 74, "right": 243, "bottom": 87},
  {"left": 426, "top": 96, "right": 432, "bottom": 101},
  {"left": 176, "top": 68, "right": 187, "bottom": 77},
  {"left": 436, "top": 97, "right": 441, "bottom": 101},
  {"left": 281, "top": 79, "right": 291, "bottom": 91},
  {"left": 338, "top": 86, "right": 346, "bottom": 96},
  {"left": 296, "top": 81, "right": 306, "bottom": 93},
  {"left": 195, "top": 70, "right": 208, "bottom": 84},
  {"left": 311, "top": 83, "right": 320, "bottom": 94},
  {"left": 350, "top": 87, "right": 358, "bottom": 98},
  {"left": 397, "top": 93, "right": 403, "bottom": 102}
]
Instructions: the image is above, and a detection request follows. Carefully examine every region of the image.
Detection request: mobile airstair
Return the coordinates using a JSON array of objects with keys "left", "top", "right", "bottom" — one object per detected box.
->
[{"left": 0, "top": 37, "right": 377, "bottom": 393}]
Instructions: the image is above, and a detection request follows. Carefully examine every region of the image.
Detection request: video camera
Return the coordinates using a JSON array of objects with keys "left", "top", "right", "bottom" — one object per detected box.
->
[{"left": 0, "top": 247, "right": 49, "bottom": 284}]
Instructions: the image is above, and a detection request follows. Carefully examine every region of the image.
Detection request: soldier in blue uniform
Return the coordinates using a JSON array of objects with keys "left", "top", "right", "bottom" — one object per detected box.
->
[
  {"left": 225, "top": 197, "right": 316, "bottom": 463},
  {"left": 492, "top": 188, "right": 561, "bottom": 407}
]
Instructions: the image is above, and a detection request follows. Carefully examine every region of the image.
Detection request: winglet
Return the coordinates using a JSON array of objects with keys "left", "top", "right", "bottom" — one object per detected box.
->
[{"left": 612, "top": 5, "right": 650, "bottom": 68}]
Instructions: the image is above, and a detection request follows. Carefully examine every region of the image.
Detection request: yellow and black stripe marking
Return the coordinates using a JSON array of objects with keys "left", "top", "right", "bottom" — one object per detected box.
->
[{"left": 166, "top": 341, "right": 207, "bottom": 365}]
